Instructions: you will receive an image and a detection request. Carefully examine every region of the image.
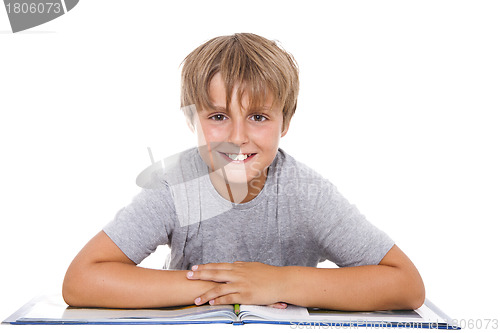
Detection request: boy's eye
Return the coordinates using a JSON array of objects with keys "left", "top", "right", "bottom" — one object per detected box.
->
[
  {"left": 250, "top": 114, "right": 267, "bottom": 122},
  {"left": 210, "top": 114, "right": 227, "bottom": 121}
]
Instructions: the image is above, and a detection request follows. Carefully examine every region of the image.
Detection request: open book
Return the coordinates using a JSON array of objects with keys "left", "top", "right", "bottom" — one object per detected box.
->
[{"left": 3, "top": 294, "right": 459, "bottom": 329}]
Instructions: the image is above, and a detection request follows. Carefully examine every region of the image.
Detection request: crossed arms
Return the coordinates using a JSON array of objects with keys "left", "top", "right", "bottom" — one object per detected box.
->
[{"left": 62, "top": 231, "right": 425, "bottom": 311}]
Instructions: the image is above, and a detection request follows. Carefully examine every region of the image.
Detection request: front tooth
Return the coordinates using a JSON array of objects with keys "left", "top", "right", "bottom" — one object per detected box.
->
[{"left": 228, "top": 154, "right": 248, "bottom": 161}]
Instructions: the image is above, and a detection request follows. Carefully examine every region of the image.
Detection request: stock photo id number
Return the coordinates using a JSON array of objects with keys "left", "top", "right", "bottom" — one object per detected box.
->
[{"left": 3, "top": 0, "right": 78, "bottom": 32}]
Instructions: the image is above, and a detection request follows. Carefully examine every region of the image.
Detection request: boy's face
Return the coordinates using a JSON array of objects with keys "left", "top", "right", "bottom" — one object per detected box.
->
[{"left": 192, "top": 73, "right": 288, "bottom": 201}]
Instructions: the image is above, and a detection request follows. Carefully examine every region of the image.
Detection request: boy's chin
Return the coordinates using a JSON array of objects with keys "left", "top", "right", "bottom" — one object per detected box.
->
[
  {"left": 209, "top": 168, "right": 265, "bottom": 203},
  {"left": 218, "top": 169, "right": 252, "bottom": 185}
]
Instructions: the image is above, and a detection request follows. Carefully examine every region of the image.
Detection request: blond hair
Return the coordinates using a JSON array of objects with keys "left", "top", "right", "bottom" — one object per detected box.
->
[{"left": 181, "top": 33, "right": 299, "bottom": 129}]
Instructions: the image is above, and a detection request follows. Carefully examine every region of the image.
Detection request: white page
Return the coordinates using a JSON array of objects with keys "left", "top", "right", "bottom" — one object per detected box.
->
[
  {"left": 17, "top": 295, "right": 235, "bottom": 323},
  {"left": 240, "top": 302, "right": 446, "bottom": 324}
]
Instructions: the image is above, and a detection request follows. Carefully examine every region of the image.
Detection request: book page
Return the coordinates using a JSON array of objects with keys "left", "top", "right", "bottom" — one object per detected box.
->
[
  {"left": 239, "top": 302, "right": 446, "bottom": 324},
  {"left": 16, "top": 295, "right": 236, "bottom": 323},
  {"left": 239, "top": 304, "right": 309, "bottom": 320}
]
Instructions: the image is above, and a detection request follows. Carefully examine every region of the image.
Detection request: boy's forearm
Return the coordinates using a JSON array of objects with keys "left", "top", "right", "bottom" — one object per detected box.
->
[
  {"left": 279, "top": 265, "right": 425, "bottom": 311},
  {"left": 279, "top": 265, "right": 424, "bottom": 311},
  {"left": 63, "top": 262, "right": 218, "bottom": 308}
]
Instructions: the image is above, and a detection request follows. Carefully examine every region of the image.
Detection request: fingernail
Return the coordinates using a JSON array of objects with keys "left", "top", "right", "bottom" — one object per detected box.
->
[
  {"left": 209, "top": 300, "right": 214, "bottom": 305},
  {"left": 187, "top": 271, "right": 193, "bottom": 278},
  {"left": 194, "top": 297, "right": 201, "bottom": 304},
  {"left": 192, "top": 265, "right": 198, "bottom": 271}
]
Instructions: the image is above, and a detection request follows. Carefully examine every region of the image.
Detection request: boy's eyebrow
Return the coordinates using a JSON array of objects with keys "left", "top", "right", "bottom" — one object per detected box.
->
[
  {"left": 209, "top": 105, "right": 274, "bottom": 113},
  {"left": 211, "top": 105, "right": 227, "bottom": 113}
]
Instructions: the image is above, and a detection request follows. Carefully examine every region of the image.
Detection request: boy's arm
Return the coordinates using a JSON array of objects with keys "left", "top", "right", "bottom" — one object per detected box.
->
[
  {"left": 279, "top": 244, "right": 425, "bottom": 310},
  {"left": 62, "top": 231, "right": 219, "bottom": 308},
  {"left": 187, "top": 245, "right": 425, "bottom": 311}
]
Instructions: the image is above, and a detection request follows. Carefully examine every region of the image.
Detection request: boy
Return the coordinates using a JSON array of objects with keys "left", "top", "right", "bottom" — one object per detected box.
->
[{"left": 63, "top": 33, "right": 425, "bottom": 311}]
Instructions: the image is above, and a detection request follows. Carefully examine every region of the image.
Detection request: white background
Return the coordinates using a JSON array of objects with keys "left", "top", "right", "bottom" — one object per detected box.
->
[{"left": 1, "top": 1, "right": 499, "bottom": 332}]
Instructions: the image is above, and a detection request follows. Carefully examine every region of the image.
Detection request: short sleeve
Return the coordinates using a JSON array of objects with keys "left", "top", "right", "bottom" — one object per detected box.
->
[
  {"left": 310, "top": 181, "right": 394, "bottom": 267},
  {"left": 103, "top": 184, "right": 176, "bottom": 264}
]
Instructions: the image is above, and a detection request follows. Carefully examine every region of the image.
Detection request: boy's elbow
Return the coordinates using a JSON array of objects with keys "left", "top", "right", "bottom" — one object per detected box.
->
[
  {"left": 413, "top": 281, "right": 426, "bottom": 309},
  {"left": 62, "top": 286, "right": 76, "bottom": 307},
  {"left": 387, "top": 264, "right": 425, "bottom": 310},
  {"left": 62, "top": 274, "right": 79, "bottom": 307},
  {"left": 406, "top": 284, "right": 425, "bottom": 310},
  {"left": 62, "top": 267, "right": 88, "bottom": 307},
  {"left": 403, "top": 273, "right": 426, "bottom": 310}
]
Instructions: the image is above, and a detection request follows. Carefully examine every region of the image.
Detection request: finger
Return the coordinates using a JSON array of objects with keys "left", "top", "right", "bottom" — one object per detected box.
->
[
  {"left": 192, "top": 263, "right": 235, "bottom": 271},
  {"left": 187, "top": 269, "right": 238, "bottom": 283},
  {"left": 268, "top": 302, "right": 288, "bottom": 309},
  {"left": 208, "top": 294, "right": 240, "bottom": 306},
  {"left": 194, "top": 283, "right": 240, "bottom": 305}
]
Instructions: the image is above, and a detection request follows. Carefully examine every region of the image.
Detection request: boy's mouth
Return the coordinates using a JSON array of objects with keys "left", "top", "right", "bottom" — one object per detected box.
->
[{"left": 219, "top": 152, "right": 256, "bottom": 162}]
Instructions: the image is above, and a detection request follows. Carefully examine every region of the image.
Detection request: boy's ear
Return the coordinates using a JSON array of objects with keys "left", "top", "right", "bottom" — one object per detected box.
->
[
  {"left": 182, "top": 104, "right": 198, "bottom": 133},
  {"left": 186, "top": 118, "right": 195, "bottom": 133},
  {"left": 281, "top": 120, "right": 291, "bottom": 137}
]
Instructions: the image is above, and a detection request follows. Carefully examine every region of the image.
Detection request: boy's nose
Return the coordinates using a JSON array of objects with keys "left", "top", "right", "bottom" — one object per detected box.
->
[{"left": 228, "top": 119, "right": 249, "bottom": 146}]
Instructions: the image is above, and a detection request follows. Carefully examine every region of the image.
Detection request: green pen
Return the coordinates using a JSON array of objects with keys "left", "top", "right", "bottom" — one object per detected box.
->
[{"left": 234, "top": 303, "right": 240, "bottom": 315}]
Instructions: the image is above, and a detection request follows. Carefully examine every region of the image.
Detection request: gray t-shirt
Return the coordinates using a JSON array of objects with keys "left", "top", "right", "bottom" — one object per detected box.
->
[{"left": 103, "top": 148, "right": 394, "bottom": 270}]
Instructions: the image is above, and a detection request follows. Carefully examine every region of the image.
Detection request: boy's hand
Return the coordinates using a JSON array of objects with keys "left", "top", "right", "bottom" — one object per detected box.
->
[{"left": 186, "top": 261, "right": 286, "bottom": 307}]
